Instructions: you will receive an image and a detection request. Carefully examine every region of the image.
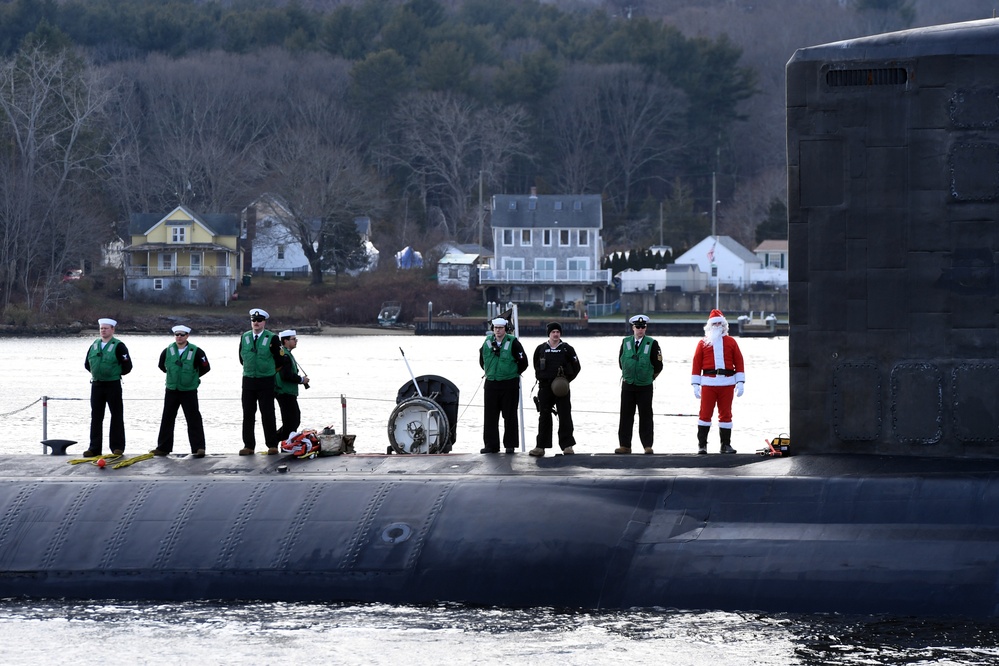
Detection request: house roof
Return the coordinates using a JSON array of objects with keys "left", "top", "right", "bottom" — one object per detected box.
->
[
  {"left": 754, "top": 240, "right": 788, "bottom": 253},
  {"left": 129, "top": 205, "right": 240, "bottom": 237},
  {"left": 490, "top": 194, "right": 602, "bottom": 229},
  {"left": 675, "top": 235, "right": 759, "bottom": 265},
  {"left": 438, "top": 253, "right": 480, "bottom": 265}
]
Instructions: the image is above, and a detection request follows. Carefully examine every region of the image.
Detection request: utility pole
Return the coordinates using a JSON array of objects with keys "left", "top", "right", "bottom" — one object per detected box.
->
[
  {"left": 478, "top": 170, "right": 484, "bottom": 250},
  {"left": 659, "top": 200, "right": 664, "bottom": 246}
]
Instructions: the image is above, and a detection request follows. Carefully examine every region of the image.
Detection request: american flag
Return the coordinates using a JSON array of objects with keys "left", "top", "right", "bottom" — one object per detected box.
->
[{"left": 707, "top": 241, "right": 716, "bottom": 262}]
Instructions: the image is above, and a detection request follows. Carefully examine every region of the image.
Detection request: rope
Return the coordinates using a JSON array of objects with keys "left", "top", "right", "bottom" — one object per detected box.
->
[
  {"left": 0, "top": 398, "right": 41, "bottom": 418},
  {"left": 69, "top": 453, "right": 122, "bottom": 465},
  {"left": 112, "top": 452, "right": 155, "bottom": 468}
]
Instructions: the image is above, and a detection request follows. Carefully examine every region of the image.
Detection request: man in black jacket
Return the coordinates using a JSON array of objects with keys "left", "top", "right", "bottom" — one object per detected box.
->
[{"left": 530, "top": 322, "right": 581, "bottom": 457}]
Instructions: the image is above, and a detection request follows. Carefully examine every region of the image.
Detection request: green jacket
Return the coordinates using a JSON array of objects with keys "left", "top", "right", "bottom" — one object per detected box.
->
[
  {"left": 275, "top": 347, "right": 300, "bottom": 396},
  {"left": 240, "top": 329, "right": 277, "bottom": 378},
  {"left": 87, "top": 338, "right": 125, "bottom": 382},
  {"left": 481, "top": 334, "right": 523, "bottom": 381},
  {"left": 620, "top": 335, "right": 657, "bottom": 386},
  {"left": 165, "top": 343, "right": 202, "bottom": 391}
]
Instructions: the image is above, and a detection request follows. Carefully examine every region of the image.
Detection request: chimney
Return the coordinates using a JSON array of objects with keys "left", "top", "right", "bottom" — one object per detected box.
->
[{"left": 529, "top": 186, "right": 537, "bottom": 197}]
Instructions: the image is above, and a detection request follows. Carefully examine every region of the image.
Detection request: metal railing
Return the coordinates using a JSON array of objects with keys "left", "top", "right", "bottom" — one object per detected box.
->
[
  {"left": 479, "top": 268, "right": 611, "bottom": 284},
  {"left": 124, "top": 266, "right": 233, "bottom": 278}
]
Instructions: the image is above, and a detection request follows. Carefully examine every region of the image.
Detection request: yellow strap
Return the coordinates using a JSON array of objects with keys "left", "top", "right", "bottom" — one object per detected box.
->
[
  {"left": 69, "top": 454, "right": 123, "bottom": 465},
  {"left": 112, "top": 452, "right": 155, "bottom": 469}
]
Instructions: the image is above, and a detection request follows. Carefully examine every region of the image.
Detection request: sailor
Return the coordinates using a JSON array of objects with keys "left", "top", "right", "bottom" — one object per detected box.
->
[
  {"left": 238, "top": 308, "right": 282, "bottom": 455},
  {"left": 275, "top": 329, "right": 310, "bottom": 444},
  {"left": 153, "top": 325, "right": 211, "bottom": 458},
  {"left": 478, "top": 317, "right": 529, "bottom": 454},
  {"left": 530, "top": 322, "right": 581, "bottom": 457},
  {"left": 691, "top": 309, "right": 745, "bottom": 454},
  {"left": 83, "top": 317, "right": 133, "bottom": 457},
  {"left": 615, "top": 314, "right": 663, "bottom": 454}
]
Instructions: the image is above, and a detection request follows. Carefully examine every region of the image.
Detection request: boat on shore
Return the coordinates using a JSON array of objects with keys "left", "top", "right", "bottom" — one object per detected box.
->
[{"left": 377, "top": 301, "right": 401, "bottom": 327}]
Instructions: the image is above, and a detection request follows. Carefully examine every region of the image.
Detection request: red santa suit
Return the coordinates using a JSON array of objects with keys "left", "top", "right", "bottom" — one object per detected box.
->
[{"left": 691, "top": 331, "right": 745, "bottom": 428}]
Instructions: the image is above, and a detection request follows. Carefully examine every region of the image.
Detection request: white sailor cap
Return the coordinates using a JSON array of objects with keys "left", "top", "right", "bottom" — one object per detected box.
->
[
  {"left": 279, "top": 329, "right": 296, "bottom": 339},
  {"left": 629, "top": 314, "right": 649, "bottom": 326},
  {"left": 249, "top": 308, "right": 269, "bottom": 320},
  {"left": 171, "top": 325, "right": 191, "bottom": 334},
  {"left": 98, "top": 318, "right": 117, "bottom": 327},
  {"left": 491, "top": 317, "right": 508, "bottom": 327}
]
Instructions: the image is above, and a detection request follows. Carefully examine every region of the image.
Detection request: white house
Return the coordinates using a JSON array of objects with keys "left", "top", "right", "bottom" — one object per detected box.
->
[
  {"left": 674, "top": 236, "right": 762, "bottom": 289},
  {"left": 617, "top": 264, "right": 707, "bottom": 293},
  {"left": 750, "top": 239, "right": 788, "bottom": 288}
]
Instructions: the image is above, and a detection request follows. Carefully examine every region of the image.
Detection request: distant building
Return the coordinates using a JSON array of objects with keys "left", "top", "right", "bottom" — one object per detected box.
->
[
  {"left": 123, "top": 205, "right": 241, "bottom": 305},
  {"left": 751, "top": 239, "right": 788, "bottom": 288},
  {"left": 674, "top": 236, "right": 762, "bottom": 289},
  {"left": 479, "top": 189, "right": 612, "bottom": 307}
]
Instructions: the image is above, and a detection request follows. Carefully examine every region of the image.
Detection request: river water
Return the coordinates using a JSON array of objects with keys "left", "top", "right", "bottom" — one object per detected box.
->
[{"left": 1, "top": 333, "right": 997, "bottom": 664}]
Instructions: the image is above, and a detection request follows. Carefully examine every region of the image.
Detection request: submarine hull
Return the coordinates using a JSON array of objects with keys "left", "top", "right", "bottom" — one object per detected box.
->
[{"left": 1, "top": 453, "right": 997, "bottom": 617}]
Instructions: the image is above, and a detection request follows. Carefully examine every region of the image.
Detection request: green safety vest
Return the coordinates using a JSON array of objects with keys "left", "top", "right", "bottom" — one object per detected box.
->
[
  {"left": 241, "top": 330, "right": 277, "bottom": 378},
  {"left": 88, "top": 338, "right": 123, "bottom": 382},
  {"left": 165, "top": 343, "right": 201, "bottom": 391},
  {"left": 482, "top": 334, "right": 520, "bottom": 381},
  {"left": 274, "top": 347, "right": 299, "bottom": 396},
  {"left": 620, "top": 335, "right": 656, "bottom": 386}
]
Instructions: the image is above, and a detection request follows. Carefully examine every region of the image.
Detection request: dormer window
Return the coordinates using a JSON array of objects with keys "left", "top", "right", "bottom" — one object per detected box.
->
[
  {"left": 573, "top": 201, "right": 582, "bottom": 211},
  {"left": 171, "top": 226, "right": 186, "bottom": 243},
  {"left": 528, "top": 199, "right": 537, "bottom": 210},
  {"left": 555, "top": 201, "right": 563, "bottom": 211}
]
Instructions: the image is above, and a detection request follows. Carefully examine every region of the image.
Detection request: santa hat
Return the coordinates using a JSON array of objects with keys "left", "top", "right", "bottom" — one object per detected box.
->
[{"left": 707, "top": 309, "right": 726, "bottom": 324}]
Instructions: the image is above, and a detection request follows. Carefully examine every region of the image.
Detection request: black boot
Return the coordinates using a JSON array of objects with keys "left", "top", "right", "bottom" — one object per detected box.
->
[
  {"left": 697, "top": 425, "right": 709, "bottom": 454},
  {"left": 720, "top": 427, "right": 736, "bottom": 454}
]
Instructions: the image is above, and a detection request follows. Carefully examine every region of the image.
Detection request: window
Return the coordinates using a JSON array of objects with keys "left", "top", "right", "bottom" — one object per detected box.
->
[
  {"left": 559, "top": 229, "right": 570, "bottom": 246},
  {"left": 153, "top": 278, "right": 163, "bottom": 290},
  {"left": 502, "top": 258, "right": 524, "bottom": 271},
  {"left": 542, "top": 229, "right": 552, "bottom": 246},
  {"left": 189, "top": 279, "right": 199, "bottom": 290},
  {"left": 448, "top": 266, "right": 459, "bottom": 279},
  {"left": 573, "top": 201, "right": 582, "bottom": 211},
  {"left": 767, "top": 252, "right": 784, "bottom": 269},
  {"left": 171, "top": 226, "right": 186, "bottom": 243},
  {"left": 554, "top": 201, "right": 563, "bottom": 211},
  {"left": 528, "top": 198, "right": 537, "bottom": 210},
  {"left": 567, "top": 258, "right": 588, "bottom": 280},
  {"left": 502, "top": 229, "right": 514, "bottom": 246},
  {"left": 535, "top": 258, "right": 555, "bottom": 280},
  {"left": 278, "top": 245, "right": 285, "bottom": 260},
  {"left": 577, "top": 230, "right": 589, "bottom": 246},
  {"left": 190, "top": 253, "right": 202, "bottom": 275},
  {"left": 520, "top": 229, "right": 532, "bottom": 246},
  {"left": 158, "top": 253, "right": 175, "bottom": 271}
]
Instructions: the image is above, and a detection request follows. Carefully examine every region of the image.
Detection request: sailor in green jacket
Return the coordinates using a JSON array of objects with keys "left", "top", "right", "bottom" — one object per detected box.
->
[
  {"left": 238, "top": 308, "right": 283, "bottom": 455},
  {"left": 83, "top": 317, "right": 133, "bottom": 457},
  {"left": 275, "top": 329, "right": 310, "bottom": 443},
  {"left": 616, "top": 314, "right": 663, "bottom": 454},
  {"left": 478, "top": 317, "right": 529, "bottom": 453},
  {"left": 153, "top": 325, "right": 211, "bottom": 458}
]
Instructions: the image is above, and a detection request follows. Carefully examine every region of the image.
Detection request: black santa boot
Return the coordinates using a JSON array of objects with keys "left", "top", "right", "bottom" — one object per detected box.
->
[
  {"left": 720, "top": 427, "right": 737, "bottom": 454},
  {"left": 697, "top": 425, "right": 709, "bottom": 455}
]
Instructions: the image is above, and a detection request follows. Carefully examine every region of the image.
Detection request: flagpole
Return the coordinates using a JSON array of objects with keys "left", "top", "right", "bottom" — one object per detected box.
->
[{"left": 712, "top": 170, "right": 719, "bottom": 309}]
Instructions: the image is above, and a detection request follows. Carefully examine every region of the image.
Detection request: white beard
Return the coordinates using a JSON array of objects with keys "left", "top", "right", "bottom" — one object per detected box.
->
[{"left": 706, "top": 327, "right": 724, "bottom": 348}]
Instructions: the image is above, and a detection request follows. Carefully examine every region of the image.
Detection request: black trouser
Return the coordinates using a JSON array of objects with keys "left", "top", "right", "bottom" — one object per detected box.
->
[
  {"left": 483, "top": 377, "right": 520, "bottom": 451},
  {"left": 90, "top": 380, "right": 125, "bottom": 453},
  {"left": 275, "top": 393, "right": 301, "bottom": 442},
  {"left": 241, "top": 376, "right": 277, "bottom": 450},
  {"left": 618, "top": 383, "right": 654, "bottom": 449},
  {"left": 157, "top": 388, "right": 205, "bottom": 453},
  {"left": 536, "top": 381, "right": 574, "bottom": 450}
]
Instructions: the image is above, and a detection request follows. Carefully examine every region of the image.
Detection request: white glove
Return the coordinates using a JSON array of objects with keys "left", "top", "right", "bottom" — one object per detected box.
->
[
  {"left": 693, "top": 385, "right": 701, "bottom": 399},
  {"left": 736, "top": 382, "right": 744, "bottom": 397}
]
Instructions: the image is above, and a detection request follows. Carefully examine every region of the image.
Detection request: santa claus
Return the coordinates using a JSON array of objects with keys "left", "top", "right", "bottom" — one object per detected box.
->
[{"left": 690, "top": 309, "right": 745, "bottom": 454}]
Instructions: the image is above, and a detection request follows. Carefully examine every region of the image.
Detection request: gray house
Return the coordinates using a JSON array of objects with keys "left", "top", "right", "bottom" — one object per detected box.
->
[{"left": 480, "top": 191, "right": 612, "bottom": 308}]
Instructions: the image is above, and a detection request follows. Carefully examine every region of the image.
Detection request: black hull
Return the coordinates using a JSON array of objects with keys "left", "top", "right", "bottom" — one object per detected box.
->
[{"left": 1, "top": 452, "right": 996, "bottom": 617}]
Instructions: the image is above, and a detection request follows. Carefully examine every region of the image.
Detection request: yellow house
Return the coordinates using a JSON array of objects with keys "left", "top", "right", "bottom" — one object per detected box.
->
[{"left": 123, "top": 205, "right": 243, "bottom": 305}]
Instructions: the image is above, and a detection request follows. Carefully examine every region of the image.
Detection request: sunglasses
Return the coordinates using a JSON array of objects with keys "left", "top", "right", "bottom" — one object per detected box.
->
[
  {"left": 633, "top": 323, "right": 647, "bottom": 329},
  {"left": 174, "top": 332, "right": 188, "bottom": 337},
  {"left": 250, "top": 317, "right": 266, "bottom": 322}
]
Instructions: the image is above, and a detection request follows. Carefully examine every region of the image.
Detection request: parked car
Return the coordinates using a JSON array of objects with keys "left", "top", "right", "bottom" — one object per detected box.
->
[{"left": 62, "top": 269, "right": 83, "bottom": 282}]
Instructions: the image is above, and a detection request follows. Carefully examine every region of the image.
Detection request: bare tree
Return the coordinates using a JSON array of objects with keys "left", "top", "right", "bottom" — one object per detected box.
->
[
  {"left": 0, "top": 44, "right": 115, "bottom": 314},
  {"left": 266, "top": 91, "right": 386, "bottom": 285},
  {"left": 386, "top": 91, "right": 530, "bottom": 240},
  {"left": 543, "top": 64, "right": 604, "bottom": 194},
  {"left": 593, "top": 63, "right": 688, "bottom": 214}
]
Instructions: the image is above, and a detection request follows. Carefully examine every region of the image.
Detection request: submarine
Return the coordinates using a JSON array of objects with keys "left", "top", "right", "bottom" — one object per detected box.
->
[{"left": 3, "top": 18, "right": 999, "bottom": 617}]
